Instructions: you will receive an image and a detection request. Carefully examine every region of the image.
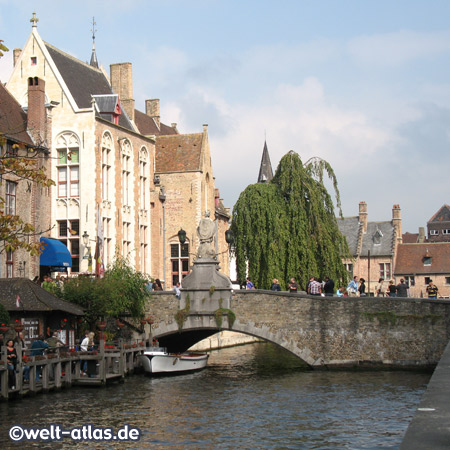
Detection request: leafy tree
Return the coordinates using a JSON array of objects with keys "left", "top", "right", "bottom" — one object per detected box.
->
[
  {"left": 60, "top": 255, "right": 150, "bottom": 329},
  {"left": 0, "top": 43, "right": 54, "bottom": 255},
  {"left": 232, "top": 151, "right": 350, "bottom": 290}
]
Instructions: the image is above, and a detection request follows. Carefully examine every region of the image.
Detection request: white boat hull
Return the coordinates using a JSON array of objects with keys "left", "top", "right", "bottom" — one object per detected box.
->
[{"left": 140, "top": 348, "right": 209, "bottom": 375}]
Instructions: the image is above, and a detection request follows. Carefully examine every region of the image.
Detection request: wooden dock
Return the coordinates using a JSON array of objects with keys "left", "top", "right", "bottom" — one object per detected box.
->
[{"left": 0, "top": 340, "right": 146, "bottom": 400}]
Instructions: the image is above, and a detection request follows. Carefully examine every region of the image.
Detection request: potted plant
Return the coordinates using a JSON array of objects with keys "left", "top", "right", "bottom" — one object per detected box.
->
[{"left": 14, "top": 319, "right": 24, "bottom": 332}]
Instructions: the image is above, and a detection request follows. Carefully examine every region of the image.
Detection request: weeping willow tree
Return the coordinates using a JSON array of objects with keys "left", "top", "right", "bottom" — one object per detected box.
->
[{"left": 232, "top": 151, "right": 350, "bottom": 290}]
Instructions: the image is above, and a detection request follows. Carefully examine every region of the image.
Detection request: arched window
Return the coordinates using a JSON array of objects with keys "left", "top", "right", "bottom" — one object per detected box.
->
[
  {"left": 101, "top": 132, "right": 113, "bottom": 201},
  {"left": 121, "top": 140, "right": 132, "bottom": 206},
  {"left": 139, "top": 147, "right": 148, "bottom": 209},
  {"left": 56, "top": 132, "right": 80, "bottom": 198}
]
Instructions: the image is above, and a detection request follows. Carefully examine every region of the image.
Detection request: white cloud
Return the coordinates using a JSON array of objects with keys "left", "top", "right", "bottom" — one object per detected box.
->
[{"left": 348, "top": 30, "right": 450, "bottom": 67}]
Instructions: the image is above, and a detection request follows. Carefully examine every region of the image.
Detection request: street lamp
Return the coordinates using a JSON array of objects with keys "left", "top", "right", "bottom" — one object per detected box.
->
[
  {"left": 82, "top": 231, "right": 90, "bottom": 247},
  {"left": 225, "top": 229, "right": 233, "bottom": 245},
  {"left": 178, "top": 228, "right": 187, "bottom": 245}
]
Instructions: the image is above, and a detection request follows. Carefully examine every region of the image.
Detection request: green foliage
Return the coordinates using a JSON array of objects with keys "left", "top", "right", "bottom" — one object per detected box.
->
[
  {"left": 0, "top": 303, "right": 10, "bottom": 325},
  {"left": 214, "top": 308, "right": 236, "bottom": 329},
  {"left": 61, "top": 255, "right": 149, "bottom": 328},
  {"left": 175, "top": 294, "right": 190, "bottom": 331},
  {"left": 232, "top": 151, "right": 350, "bottom": 290}
]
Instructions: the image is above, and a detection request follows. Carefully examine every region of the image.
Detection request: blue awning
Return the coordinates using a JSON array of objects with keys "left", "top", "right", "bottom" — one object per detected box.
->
[{"left": 40, "top": 237, "right": 72, "bottom": 269}]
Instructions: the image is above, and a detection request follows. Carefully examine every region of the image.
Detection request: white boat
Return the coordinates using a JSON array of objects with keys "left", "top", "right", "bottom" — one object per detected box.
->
[{"left": 140, "top": 346, "right": 209, "bottom": 375}]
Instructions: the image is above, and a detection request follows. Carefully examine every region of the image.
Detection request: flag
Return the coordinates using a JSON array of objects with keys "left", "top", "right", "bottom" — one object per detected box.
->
[
  {"left": 16, "top": 295, "right": 21, "bottom": 308},
  {"left": 94, "top": 204, "right": 104, "bottom": 278}
]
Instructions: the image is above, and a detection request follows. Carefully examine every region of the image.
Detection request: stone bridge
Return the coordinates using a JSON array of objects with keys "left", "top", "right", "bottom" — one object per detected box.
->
[{"left": 146, "top": 290, "right": 450, "bottom": 369}]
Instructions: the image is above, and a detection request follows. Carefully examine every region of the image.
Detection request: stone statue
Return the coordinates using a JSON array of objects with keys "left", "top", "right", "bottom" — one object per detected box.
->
[{"left": 196, "top": 211, "right": 216, "bottom": 259}]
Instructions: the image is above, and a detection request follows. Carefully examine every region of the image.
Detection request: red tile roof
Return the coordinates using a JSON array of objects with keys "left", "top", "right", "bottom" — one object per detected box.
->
[
  {"left": 402, "top": 232, "right": 419, "bottom": 244},
  {"left": 395, "top": 243, "right": 450, "bottom": 275},
  {"left": 155, "top": 133, "right": 203, "bottom": 173},
  {"left": 0, "top": 83, "right": 34, "bottom": 146}
]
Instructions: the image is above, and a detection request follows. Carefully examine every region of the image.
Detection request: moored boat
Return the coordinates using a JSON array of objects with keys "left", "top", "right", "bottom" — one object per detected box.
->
[{"left": 140, "top": 346, "right": 209, "bottom": 375}]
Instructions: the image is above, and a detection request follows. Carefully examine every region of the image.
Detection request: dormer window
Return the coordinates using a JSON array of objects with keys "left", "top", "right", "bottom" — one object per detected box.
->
[
  {"left": 430, "top": 230, "right": 439, "bottom": 235},
  {"left": 373, "top": 229, "right": 383, "bottom": 245},
  {"left": 423, "top": 256, "right": 432, "bottom": 266}
]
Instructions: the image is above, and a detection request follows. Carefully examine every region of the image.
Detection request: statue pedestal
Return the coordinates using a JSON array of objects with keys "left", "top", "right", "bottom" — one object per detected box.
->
[{"left": 180, "top": 258, "right": 232, "bottom": 313}]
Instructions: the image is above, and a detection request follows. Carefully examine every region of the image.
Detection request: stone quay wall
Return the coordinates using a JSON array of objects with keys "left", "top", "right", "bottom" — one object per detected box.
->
[{"left": 146, "top": 291, "right": 450, "bottom": 369}]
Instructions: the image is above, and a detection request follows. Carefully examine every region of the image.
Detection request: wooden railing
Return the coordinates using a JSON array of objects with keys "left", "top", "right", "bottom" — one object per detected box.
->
[{"left": 0, "top": 339, "right": 147, "bottom": 400}]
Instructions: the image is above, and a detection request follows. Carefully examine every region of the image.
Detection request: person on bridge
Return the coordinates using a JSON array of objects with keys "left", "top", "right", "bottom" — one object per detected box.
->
[
  {"left": 288, "top": 278, "right": 298, "bottom": 292},
  {"left": 308, "top": 277, "right": 322, "bottom": 296},
  {"left": 358, "top": 278, "right": 366, "bottom": 296},
  {"left": 323, "top": 277, "right": 335, "bottom": 296},
  {"left": 246, "top": 277, "right": 255, "bottom": 290},
  {"left": 396, "top": 279, "right": 409, "bottom": 297},
  {"left": 347, "top": 276, "right": 359, "bottom": 297},
  {"left": 426, "top": 280, "right": 439, "bottom": 299},
  {"left": 270, "top": 279, "right": 281, "bottom": 291},
  {"left": 387, "top": 280, "right": 397, "bottom": 297}
]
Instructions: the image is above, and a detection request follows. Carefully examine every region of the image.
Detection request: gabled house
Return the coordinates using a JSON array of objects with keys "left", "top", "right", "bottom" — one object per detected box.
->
[
  {"left": 427, "top": 204, "right": 450, "bottom": 242},
  {"left": 394, "top": 243, "right": 450, "bottom": 298},
  {"left": 337, "top": 202, "right": 402, "bottom": 294},
  {"left": 4, "top": 15, "right": 229, "bottom": 285}
]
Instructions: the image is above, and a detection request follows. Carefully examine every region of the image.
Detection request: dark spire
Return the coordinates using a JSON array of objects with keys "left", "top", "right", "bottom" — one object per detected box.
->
[
  {"left": 89, "top": 17, "right": 99, "bottom": 68},
  {"left": 257, "top": 140, "right": 274, "bottom": 183}
]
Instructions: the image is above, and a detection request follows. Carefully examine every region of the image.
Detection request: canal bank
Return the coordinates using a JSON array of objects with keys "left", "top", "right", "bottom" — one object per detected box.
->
[{"left": 400, "top": 339, "right": 450, "bottom": 449}]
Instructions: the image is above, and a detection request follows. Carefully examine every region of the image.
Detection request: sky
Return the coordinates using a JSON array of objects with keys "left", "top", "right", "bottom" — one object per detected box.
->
[{"left": 1, "top": 0, "right": 450, "bottom": 233}]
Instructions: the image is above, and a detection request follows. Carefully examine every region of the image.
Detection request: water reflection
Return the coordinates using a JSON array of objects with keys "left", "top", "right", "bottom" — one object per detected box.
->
[{"left": 0, "top": 343, "right": 429, "bottom": 449}]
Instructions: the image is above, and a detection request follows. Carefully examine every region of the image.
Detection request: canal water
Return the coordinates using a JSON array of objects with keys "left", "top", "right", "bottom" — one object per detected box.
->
[{"left": 0, "top": 343, "right": 430, "bottom": 449}]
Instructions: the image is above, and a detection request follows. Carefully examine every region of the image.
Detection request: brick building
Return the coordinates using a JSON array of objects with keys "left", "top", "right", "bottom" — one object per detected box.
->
[
  {"left": 0, "top": 77, "right": 52, "bottom": 278},
  {"left": 394, "top": 243, "right": 450, "bottom": 298},
  {"left": 337, "top": 202, "right": 402, "bottom": 294},
  {"left": 3, "top": 15, "right": 229, "bottom": 285},
  {"left": 427, "top": 204, "right": 450, "bottom": 243}
]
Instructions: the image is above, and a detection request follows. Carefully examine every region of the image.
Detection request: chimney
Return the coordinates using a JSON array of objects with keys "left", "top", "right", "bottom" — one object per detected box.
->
[
  {"left": 215, "top": 188, "right": 220, "bottom": 207},
  {"left": 27, "top": 77, "right": 46, "bottom": 144},
  {"left": 110, "top": 63, "right": 135, "bottom": 122},
  {"left": 392, "top": 204, "right": 402, "bottom": 243},
  {"left": 418, "top": 227, "right": 426, "bottom": 243},
  {"left": 359, "top": 201, "right": 368, "bottom": 233},
  {"left": 145, "top": 99, "right": 160, "bottom": 129},
  {"left": 13, "top": 48, "right": 22, "bottom": 67}
]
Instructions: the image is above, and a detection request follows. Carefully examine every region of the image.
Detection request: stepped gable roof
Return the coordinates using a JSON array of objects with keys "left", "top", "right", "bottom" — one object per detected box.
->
[
  {"left": 361, "top": 221, "right": 395, "bottom": 256},
  {"left": 337, "top": 217, "right": 361, "bottom": 255},
  {"left": 395, "top": 243, "right": 450, "bottom": 275},
  {"left": 257, "top": 140, "right": 274, "bottom": 183},
  {"left": 0, "top": 83, "right": 34, "bottom": 146},
  {"left": 428, "top": 205, "right": 450, "bottom": 224},
  {"left": 45, "top": 42, "right": 112, "bottom": 109},
  {"left": 155, "top": 133, "right": 203, "bottom": 172},
  {"left": 134, "top": 109, "right": 178, "bottom": 136},
  {"left": 0, "top": 278, "right": 84, "bottom": 315}
]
